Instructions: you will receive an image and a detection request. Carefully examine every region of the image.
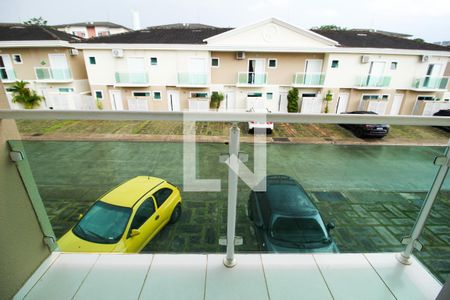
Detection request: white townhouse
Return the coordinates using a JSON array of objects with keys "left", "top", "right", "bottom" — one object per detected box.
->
[{"left": 75, "top": 19, "right": 450, "bottom": 116}]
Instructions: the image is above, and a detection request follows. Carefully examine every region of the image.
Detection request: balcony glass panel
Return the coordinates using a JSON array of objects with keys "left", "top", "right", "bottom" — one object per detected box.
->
[
  {"left": 355, "top": 75, "right": 391, "bottom": 87},
  {"left": 237, "top": 72, "right": 267, "bottom": 85},
  {"left": 293, "top": 73, "right": 325, "bottom": 86},
  {"left": 177, "top": 73, "right": 208, "bottom": 85},
  {"left": 412, "top": 77, "right": 449, "bottom": 89},
  {"left": 6, "top": 117, "right": 449, "bottom": 284},
  {"left": 35, "top": 68, "right": 72, "bottom": 81},
  {"left": 115, "top": 72, "right": 149, "bottom": 84}
]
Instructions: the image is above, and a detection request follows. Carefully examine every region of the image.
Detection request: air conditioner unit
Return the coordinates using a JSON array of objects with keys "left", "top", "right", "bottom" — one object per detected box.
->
[
  {"left": 69, "top": 49, "right": 79, "bottom": 56},
  {"left": 361, "top": 55, "right": 370, "bottom": 63},
  {"left": 236, "top": 51, "right": 245, "bottom": 60},
  {"left": 421, "top": 55, "right": 430, "bottom": 63},
  {"left": 112, "top": 49, "right": 124, "bottom": 58}
]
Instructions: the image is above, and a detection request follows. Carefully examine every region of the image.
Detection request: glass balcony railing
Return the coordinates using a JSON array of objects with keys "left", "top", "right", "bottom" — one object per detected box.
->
[
  {"left": 0, "top": 67, "right": 16, "bottom": 81},
  {"left": 412, "top": 77, "right": 449, "bottom": 90},
  {"left": 237, "top": 72, "right": 267, "bottom": 85},
  {"left": 293, "top": 73, "right": 325, "bottom": 86},
  {"left": 35, "top": 67, "right": 72, "bottom": 81},
  {"left": 177, "top": 72, "right": 208, "bottom": 85},
  {"left": 355, "top": 75, "right": 391, "bottom": 88},
  {"left": 115, "top": 72, "right": 149, "bottom": 85}
]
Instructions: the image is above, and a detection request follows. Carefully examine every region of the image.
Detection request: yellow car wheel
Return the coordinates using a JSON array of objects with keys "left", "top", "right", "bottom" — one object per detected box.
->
[{"left": 169, "top": 204, "right": 181, "bottom": 224}]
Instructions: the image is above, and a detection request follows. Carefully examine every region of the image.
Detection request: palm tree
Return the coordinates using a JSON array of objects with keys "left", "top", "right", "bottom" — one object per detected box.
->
[{"left": 10, "top": 80, "right": 44, "bottom": 109}]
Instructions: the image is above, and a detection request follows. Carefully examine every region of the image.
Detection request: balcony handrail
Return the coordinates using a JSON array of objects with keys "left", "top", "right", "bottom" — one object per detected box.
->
[
  {"left": 412, "top": 76, "right": 449, "bottom": 89},
  {"left": 115, "top": 72, "right": 149, "bottom": 84},
  {"left": 0, "top": 109, "right": 449, "bottom": 126},
  {"left": 177, "top": 72, "right": 208, "bottom": 85},
  {"left": 34, "top": 67, "right": 72, "bottom": 80},
  {"left": 293, "top": 72, "right": 325, "bottom": 85},
  {"left": 355, "top": 75, "right": 391, "bottom": 87},
  {"left": 237, "top": 72, "right": 268, "bottom": 85}
]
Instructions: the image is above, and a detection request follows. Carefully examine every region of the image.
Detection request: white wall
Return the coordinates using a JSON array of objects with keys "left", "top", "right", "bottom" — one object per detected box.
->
[
  {"left": 324, "top": 53, "right": 449, "bottom": 89},
  {"left": 83, "top": 49, "right": 210, "bottom": 86}
]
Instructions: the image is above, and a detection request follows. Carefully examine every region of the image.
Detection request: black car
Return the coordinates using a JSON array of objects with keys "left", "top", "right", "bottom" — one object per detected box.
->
[
  {"left": 340, "top": 111, "right": 390, "bottom": 138},
  {"left": 433, "top": 109, "right": 450, "bottom": 132},
  {"left": 248, "top": 175, "right": 338, "bottom": 253}
]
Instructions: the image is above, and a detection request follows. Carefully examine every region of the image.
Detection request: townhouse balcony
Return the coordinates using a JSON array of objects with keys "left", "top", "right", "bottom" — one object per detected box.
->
[
  {"left": 237, "top": 72, "right": 267, "bottom": 87},
  {"left": 292, "top": 72, "right": 325, "bottom": 87},
  {"left": 35, "top": 67, "right": 72, "bottom": 82},
  {"left": 0, "top": 67, "right": 17, "bottom": 82},
  {"left": 354, "top": 75, "right": 391, "bottom": 89},
  {"left": 411, "top": 77, "right": 449, "bottom": 91},
  {"left": 1, "top": 111, "right": 449, "bottom": 300},
  {"left": 114, "top": 72, "right": 150, "bottom": 87},
  {"left": 177, "top": 72, "right": 208, "bottom": 87}
]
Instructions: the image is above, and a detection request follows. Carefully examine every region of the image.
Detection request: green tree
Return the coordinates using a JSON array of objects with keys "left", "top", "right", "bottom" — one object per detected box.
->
[
  {"left": 23, "top": 17, "right": 48, "bottom": 26},
  {"left": 210, "top": 91, "right": 224, "bottom": 109},
  {"left": 10, "top": 80, "right": 44, "bottom": 109},
  {"left": 312, "top": 25, "right": 347, "bottom": 31},
  {"left": 287, "top": 88, "right": 299, "bottom": 113},
  {"left": 413, "top": 38, "right": 425, "bottom": 43}
]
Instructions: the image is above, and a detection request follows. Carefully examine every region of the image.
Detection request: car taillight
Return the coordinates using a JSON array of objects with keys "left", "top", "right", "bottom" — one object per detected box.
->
[
  {"left": 267, "top": 122, "right": 273, "bottom": 125},
  {"left": 250, "top": 121, "right": 255, "bottom": 124}
]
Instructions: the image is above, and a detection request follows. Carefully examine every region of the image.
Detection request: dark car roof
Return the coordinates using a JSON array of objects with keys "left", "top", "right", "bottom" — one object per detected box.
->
[
  {"left": 261, "top": 175, "right": 316, "bottom": 216},
  {"left": 433, "top": 109, "right": 450, "bottom": 116},
  {"left": 345, "top": 111, "right": 378, "bottom": 115}
]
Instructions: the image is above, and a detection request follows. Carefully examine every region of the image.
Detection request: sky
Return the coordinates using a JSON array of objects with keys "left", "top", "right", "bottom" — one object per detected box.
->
[{"left": 0, "top": 0, "right": 449, "bottom": 42}]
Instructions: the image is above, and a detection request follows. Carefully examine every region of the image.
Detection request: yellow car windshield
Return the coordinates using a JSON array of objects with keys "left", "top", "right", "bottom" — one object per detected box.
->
[{"left": 73, "top": 201, "right": 131, "bottom": 244}]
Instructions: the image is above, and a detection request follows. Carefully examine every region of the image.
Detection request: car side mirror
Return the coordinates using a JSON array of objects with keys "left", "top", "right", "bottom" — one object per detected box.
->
[
  {"left": 130, "top": 229, "right": 141, "bottom": 237},
  {"left": 78, "top": 213, "right": 83, "bottom": 220},
  {"left": 326, "top": 222, "right": 336, "bottom": 231}
]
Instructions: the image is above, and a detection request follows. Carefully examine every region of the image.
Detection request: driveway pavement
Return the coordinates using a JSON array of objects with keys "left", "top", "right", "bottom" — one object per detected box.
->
[{"left": 20, "top": 140, "right": 450, "bottom": 283}]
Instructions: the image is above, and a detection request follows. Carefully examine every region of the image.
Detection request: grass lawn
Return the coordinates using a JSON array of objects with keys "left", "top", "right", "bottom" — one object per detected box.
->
[{"left": 16, "top": 120, "right": 449, "bottom": 142}]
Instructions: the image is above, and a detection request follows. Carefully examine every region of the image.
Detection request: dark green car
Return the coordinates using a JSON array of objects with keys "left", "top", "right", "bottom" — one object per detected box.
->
[{"left": 248, "top": 175, "right": 338, "bottom": 253}]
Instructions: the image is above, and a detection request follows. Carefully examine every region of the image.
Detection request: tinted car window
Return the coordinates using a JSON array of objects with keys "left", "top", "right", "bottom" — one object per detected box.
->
[
  {"left": 130, "top": 198, "right": 155, "bottom": 230},
  {"left": 154, "top": 188, "right": 173, "bottom": 207},
  {"left": 271, "top": 217, "right": 327, "bottom": 243},
  {"left": 267, "top": 184, "right": 314, "bottom": 212},
  {"left": 73, "top": 201, "right": 131, "bottom": 244}
]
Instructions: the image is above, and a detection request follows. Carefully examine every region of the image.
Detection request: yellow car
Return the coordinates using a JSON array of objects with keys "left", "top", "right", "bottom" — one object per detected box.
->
[{"left": 58, "top": 176, "right": 182, "bottom": 253}]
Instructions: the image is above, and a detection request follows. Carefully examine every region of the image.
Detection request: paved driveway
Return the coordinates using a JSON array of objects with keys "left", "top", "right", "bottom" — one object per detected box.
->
[{"left": 20, "top": 141, "right": 450, "bottom": 282}]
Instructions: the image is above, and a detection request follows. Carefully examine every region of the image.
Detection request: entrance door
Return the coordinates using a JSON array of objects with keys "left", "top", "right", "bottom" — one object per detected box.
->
[
  {"left": 336, "top": 93, "right": 349, "bottom": 114},
  {"left": 367, "top": 61, "right": 385, "bottom": 86},
  {"left": 188, "top": 58, "right": 207, "bottom": 84},
  {"left": 220, "top": 92, "right": 235, "bottom": 111},
  {"left": 278, "top": 92, "right": 288, "bottom": 112},
  {"left": 301, "top": 95, "right": 322, "bottom": 114},
  {"left": 109, "top": 91, "right": 124, "bottom": 110},
  {"left": 127, "top": 57, "right": 146, "bottom": 83},
  {"left": 248, "top": 59, "right": 265, "bottom": 84},
  {"left": 390, "top": 94, "right": 404, "bottom": 115},
  {"left": 167, "top": 90, "right": 180, "bottom": 111},
  {"left": 424, "top": 64, "right": 442, "bottom": 88}
]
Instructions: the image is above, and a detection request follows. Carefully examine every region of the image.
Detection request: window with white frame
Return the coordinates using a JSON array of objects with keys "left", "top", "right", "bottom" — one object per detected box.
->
[
  {"left": 247, "top": 92, "right": 263, "bottom": 97},
  {"left": 58, "top": 88, "right": 74, "bottom": 93},
  {"left": 132, "top": 91, "right": 151, "bottom": 97},
  {"left": 331, "top": 60, "right": 339, "bottom": 68},
  {"left": 190, "top": 92, "right": 209, "bottom": 98},
  {"left": 362, "top": 94, "right": 380, "bottom": 100},
  {"left": 211, "top": 57, "right": 219, "bottom": 67},
  {"left": 390, "top": 62, "right": 398, "bottom": 70},
  {"left": 268, "top": 59, "right": 277, "bottom": 68},
  {"left": 12, "top": 54, "right": 22, "bottom": 64},
  {"left": 266, "top": 92, "right": 273, "bottom": 100},
  {"left": 153, "top": 91, "right": 162, "bottom": 100},
  {"left": 95, "top": 90, "right": 103, "bottom": 99},
  {"left": 97, "top": 31, "right": 110, "bottom": 37},
  {"left": 150, "top": 57, "right": 158, "bottom": 65},
  {"left": 89, "top": 57, "right": 96, "bottom": 65},
  {"left": 72, "top": 31, "right": 86, "bottom": 38}
]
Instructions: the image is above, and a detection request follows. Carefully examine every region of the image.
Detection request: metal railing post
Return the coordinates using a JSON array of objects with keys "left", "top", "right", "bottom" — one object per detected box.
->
[
  {"left": 397, "top": 140, "right": 450, "bottom": 265},
  {"left": 223, "top": 122, "right": 240, "bottom": 268}
]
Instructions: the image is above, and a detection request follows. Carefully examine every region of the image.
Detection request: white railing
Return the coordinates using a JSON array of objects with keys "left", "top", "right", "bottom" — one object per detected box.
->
[{"left": 0, "top": 110, "right": 449, "bottom": 126}]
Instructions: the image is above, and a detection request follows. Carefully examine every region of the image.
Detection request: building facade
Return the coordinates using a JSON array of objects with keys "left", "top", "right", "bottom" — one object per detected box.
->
[
  {"left": 0, "top": 25, "right": 92, "bottom": 109},
  {"left": 1, "top": 19, "right": 449, "bottom": 115}
]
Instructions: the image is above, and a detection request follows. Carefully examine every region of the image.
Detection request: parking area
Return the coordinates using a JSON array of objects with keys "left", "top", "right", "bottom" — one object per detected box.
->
[{"left": 20, "top": 140, "right": 450, "bottom": 283}]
